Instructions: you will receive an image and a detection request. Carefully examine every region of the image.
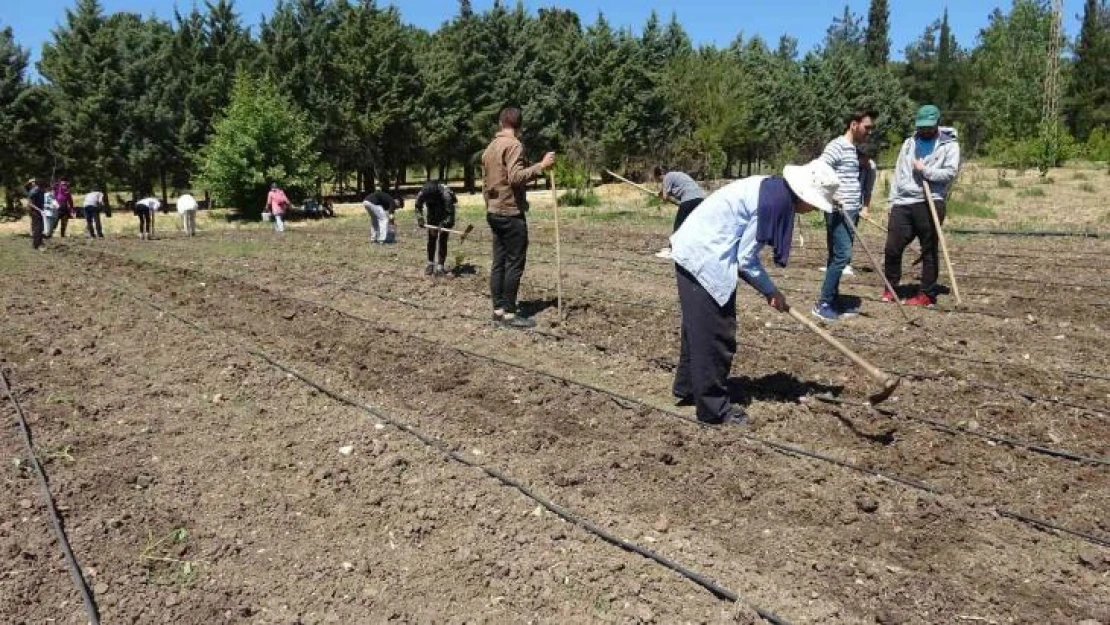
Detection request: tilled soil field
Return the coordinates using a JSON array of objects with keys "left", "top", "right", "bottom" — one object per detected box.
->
[{"left": 2, "top": 213, "right": 1107, "bottom": 624}]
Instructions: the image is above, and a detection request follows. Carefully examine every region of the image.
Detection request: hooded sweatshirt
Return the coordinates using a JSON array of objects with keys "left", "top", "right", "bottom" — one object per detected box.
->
[{"left": 889, "top": 127, "right": 960, "bottom": 206}]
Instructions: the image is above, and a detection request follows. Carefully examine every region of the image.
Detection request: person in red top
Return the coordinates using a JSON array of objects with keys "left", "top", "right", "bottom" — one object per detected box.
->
[{"left": 265, "top": 183, "right": 289, "bottom": 233}]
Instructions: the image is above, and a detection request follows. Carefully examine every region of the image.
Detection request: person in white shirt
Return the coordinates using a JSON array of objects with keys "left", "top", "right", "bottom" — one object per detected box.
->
[
  {"left": 133, "top": 196, "right": 161, "bottom": 240},
  {"left": 669, "top": 160, "right": 839, "bottom": 426},
  {"left": 81, "top": 190, "right": 106, "bottom": 238},
  {"left": 176, "top": 194, "right": 199, "bottom": 236}
]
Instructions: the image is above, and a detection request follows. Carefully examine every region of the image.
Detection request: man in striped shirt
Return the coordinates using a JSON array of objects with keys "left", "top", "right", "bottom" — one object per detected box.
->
[{"left": 812, "top": 109, "right": 876, "bottom": 322}]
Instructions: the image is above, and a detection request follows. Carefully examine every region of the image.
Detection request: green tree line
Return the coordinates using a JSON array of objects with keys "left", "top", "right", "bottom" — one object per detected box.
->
[{"left": 1, "top": 0, "right": 1108, "bottom": 210}]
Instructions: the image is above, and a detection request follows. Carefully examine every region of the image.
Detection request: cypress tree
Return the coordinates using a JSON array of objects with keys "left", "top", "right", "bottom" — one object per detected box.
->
[
  {"left": 865, "top": 0, "right": 890, "bottom": 66},
  {"left": 1069, "top": 0, "right": 1110, "bottom": 139}
]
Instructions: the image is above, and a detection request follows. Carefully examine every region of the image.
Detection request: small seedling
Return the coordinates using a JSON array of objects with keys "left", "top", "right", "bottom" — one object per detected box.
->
[
  {"left": 139, "top": 527, "right": 200, "bottom": 586},
  {"left": 36, "top": 445, "right": 75, "bottom": 464}
]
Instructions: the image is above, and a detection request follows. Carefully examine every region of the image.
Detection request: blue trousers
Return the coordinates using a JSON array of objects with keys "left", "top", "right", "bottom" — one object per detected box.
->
[{"left": 819, "top": 210, "right": 858, "bottom": 304}]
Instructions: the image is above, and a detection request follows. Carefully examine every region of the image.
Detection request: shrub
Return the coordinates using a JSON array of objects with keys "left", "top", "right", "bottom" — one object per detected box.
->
[
  {"left": 1017, "top": 187, "right": 1045, "bottom": 198},
  {"left": 947, "top": 200, "right": 997, "bottom": 219},
  {"left": 997, "top": 178, "right": 1014, "bottom": 188},
  {"left": 1079, "top": 182, "right": 1097, "bottom": 193}
]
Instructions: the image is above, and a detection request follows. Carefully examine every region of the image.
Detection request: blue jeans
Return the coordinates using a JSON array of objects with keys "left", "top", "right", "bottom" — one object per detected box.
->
[{"left": 819, "top": 210, "right": 858, "bottom": 304}]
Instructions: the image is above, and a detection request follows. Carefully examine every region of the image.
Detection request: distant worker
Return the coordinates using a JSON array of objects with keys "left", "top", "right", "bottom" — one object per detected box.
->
[
  {"left": 883, "top": 104, "right": 961, "bottom": 308},
  {"left": 25, "top": 178, "right": 46, "bottom": 250},
  {"left": 669, "top": 160, "right": 838, "bottom": 426},
  {"left": 52, "top": 178, "right": 75, "bottom": 238},
  {"left": 134, "top": 196, "right": 161, "bottom": 240},
  {"left": 363, "top": 189, "right": 400, "bottom": 245},
  {"left": 177, "top": 193, "right": 199, "bottom": 236},
  {"left": 82, "top": 188, "right": 106, "bottom": 239},
  {"left": 811, "top": 109, "right": 876, "bottom": 322},
  {"left": 265, "top": 183, "right": 290, "bottom": 233},
  {"left": 415, "top": 180, "right": 458, "bottom": 276},
  {"left": 653, "top": 165, "right": 707, "bottom": 259},
  {"left": 481, "top": 105, "right": 555, "bottom": 328}
]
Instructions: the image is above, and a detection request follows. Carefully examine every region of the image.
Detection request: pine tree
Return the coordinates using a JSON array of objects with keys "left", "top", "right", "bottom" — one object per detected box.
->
[
  {"left": 865, "top": 0, "right": 890, "bottom": 66},
  {"left": 1069, "top": 0, "right": 1110, "bottom": 139},
  {"left": 0, "top": 25, "right": 51, "bottom": 208}
]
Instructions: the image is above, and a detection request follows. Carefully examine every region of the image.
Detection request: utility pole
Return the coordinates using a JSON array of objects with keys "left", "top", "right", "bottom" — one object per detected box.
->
[{"left": 1040, "top": 0, "right": 1063, "bottom": 175}]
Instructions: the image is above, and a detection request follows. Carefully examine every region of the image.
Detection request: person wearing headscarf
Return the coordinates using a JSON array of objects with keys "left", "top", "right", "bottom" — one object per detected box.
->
[{"left": 669, "top": 160, "right": 839, "bottom": 426}]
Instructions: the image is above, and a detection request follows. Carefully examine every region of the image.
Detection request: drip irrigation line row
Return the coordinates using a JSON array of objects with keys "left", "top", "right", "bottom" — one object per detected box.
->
[
  {"left": 95, "top": 270, "right": 788, "bottom": 622},
  {"left": 813, "top": 396, "right": 1108, "bottom": 466},
  {"left": 351, "top": 276, "right": 1110, "bottom": 462},
  {"left": 1, "top": 371, "right": 101, "bottom": 625},
  {"left": 85, "top": 248, "right": 1110, "bottom": 550},
  {"left": 946, "top": 228, "right": 1105, "bottom": 239}
]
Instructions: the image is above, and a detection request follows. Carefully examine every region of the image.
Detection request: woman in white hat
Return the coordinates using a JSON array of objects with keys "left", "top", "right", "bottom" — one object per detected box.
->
[{"left": 669, "top": 159, "right": 839, "bottom": 426}]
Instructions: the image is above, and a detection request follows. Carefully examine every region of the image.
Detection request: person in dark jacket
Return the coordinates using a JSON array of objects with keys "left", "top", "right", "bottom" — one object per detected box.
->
[
  {"left": 415, "top": 180, "right": 458, "bottom": 276},
  {"left": 363, "top": 190, "right": 400, "bottom": 244},
  {"left": 25, "top": 178, "right": 46, "bottom": 250}
]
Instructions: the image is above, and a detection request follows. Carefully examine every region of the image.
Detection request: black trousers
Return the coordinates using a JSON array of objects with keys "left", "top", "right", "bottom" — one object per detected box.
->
[
  {"left": 137, "top": 209, "right": 152, "bottom": 235},
  {"left": 30, "top": 210, "right": 44, "bottom": 249},
  {"left": 673, "top": 265, "right": 737, "bottom": 423},
  {"left": 884, "top": 201, "right": 946, "bottom": 295},
  {"left": 83, "top": 206, "right": 104, "bottom": 237},
  {"left": 673, "top": 198, "right": 704, "bottom": 232},
  {"left": 487, "top": 213, "right": 528, "bottom": 313},
  {"left": 426, "top": 229, "right": 449, "bottom": 264}
]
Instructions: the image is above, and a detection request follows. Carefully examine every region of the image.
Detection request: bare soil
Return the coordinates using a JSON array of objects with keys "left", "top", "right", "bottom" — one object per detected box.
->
[{"left": 1, "top": 209, "right": 1107, "bottom": 624}]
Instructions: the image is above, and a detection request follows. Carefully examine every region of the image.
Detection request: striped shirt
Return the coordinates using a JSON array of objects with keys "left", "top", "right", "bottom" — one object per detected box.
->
[{"left": 820, "top": 136, "right": 862, "bottom": 212}]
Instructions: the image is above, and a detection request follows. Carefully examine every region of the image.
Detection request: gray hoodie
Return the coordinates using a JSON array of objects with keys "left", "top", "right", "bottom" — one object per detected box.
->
[{"left": 889, "top": 127, "right": 960, "bottom": 206}]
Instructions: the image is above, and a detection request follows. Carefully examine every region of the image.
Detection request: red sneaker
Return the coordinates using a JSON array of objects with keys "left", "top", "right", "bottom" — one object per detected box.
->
[
  {"left": 880, "top": 289, "right": 898, "bottom": 303},
  {"left": 904, "top": 292, "right": 936, "bottom": 308}
]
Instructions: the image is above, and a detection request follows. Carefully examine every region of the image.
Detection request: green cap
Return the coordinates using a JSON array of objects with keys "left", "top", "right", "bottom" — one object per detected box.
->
[{"left": 915, "top": 104, "right": 941, "bottom": 128}]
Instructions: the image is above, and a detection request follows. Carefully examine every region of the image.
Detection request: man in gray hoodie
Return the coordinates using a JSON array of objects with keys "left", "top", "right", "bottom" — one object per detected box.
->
[{"left": 882, "top": 104, "right": 960, "bottom": 308}]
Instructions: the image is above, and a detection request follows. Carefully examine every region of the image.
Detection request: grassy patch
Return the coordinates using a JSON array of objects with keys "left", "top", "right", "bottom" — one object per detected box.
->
[
  {"left": 947, "top": 200, "right": 998, "bottom": 219},
  {"left": 960, "top": 189, "right": 992, "bottom": 204},
  {"left": 997, "top": 178, "right": 1014, "bottom": 189},
  {"left": 1037, "top": 176, "right": 1055, "bottom": 185},
  {"left": 1079, "top": 182, "right": 1097, "bottom": 193},
  {"left": 1017, "top": 187, "right": 1046, "bottom": 198},
  {"left": 1072, "top": 171, "right": 1089, "bottom": 181}
]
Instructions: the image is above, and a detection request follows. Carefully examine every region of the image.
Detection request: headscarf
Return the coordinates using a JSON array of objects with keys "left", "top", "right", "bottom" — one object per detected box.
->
[{"left": 755, "top": 176, "right": 797, "bottom": 268}]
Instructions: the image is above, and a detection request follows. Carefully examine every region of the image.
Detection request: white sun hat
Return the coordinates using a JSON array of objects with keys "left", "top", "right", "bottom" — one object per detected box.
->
[{"left": 782, "top": 159, "right": 840, "bottom": 213}]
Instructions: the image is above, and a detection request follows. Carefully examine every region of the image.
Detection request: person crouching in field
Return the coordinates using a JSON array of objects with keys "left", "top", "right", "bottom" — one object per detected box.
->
[
  {"left": 177, "top": 193, "right": 199, "bottom": 236},
  {"left": 82, "top": 189, "right": 106, "bottom": 238},
  {"left": 363, "top": 189, "right": 400, "bottom": 244},
  {"left": 653, "top": 166, "right": 707, "bottom": 259},
  {"left": 669, "top": 160, "right": 839, "bottom": 426},
  {"left": 415, "top": 180, "right": 458, "bottom": 276},
  {"left": 883, "top": 104, "right": 961, "bottom": 308},
  {"left": 52, "top": 178, "right": 74, "bottom": 238},
  {"left": 133, "top": 196, "right": 161, "bottom": 240}
]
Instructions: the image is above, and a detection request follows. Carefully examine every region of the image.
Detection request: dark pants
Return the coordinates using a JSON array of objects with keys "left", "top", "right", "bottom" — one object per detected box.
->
[
  {"left": 57, "top": 210, "right": 70, "bottom": 237},
  {"left": 884, "top": 201, "right": 946, "bottom": 296},
  {"left": 137, "top": 209, "right": 152, "bottom": 235},
  {"left": 819, "top": 210, "right": 857, "bottom": 304},
  {"left": 427, "top": 229, "right": 449, "bottom": 265},
  {"left": 84, "top": 206, "right": 104, "bottom": 238},
  {"left": 673, "top": 265, "right": 737, "bottom": 424},
  {"left": 673, "top": 198, "right": 704, "bottom": 232},
  {"left": 30, "top": 210, "right": 44, "bottom": 249},
  {"left": 488, "top": 213, "right": 529, "bottom": 313}
]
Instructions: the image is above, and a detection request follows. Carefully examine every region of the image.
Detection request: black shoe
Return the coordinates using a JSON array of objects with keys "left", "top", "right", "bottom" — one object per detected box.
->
[
  {"left": 698, "top": 408, "right": 749, "bottom": 427},
  {"left": 424, "top": 263, "right": 435, "bottom": 276},
  {"left": 500, "top": 315, "right": 536, "bottom": 329},
  {"left": 673, "top": 394, "right": 695, "bottom": 407}
]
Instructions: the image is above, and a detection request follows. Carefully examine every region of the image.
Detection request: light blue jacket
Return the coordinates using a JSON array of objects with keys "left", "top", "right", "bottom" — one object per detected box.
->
[
  {"left": 890, "top": 127, "right": 961, "bottom": 206},
  {"left": 670, "top": 177, "right": 777, "bottom": 307}
]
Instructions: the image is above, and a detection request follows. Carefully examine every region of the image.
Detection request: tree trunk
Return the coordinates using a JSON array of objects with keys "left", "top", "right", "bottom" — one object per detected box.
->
[
  {"left": 438, "top": 162, "right": 447, "bottom": 182},
  {"left": 463, "top": 162, "right": 476, "bottom": 194},
  {"left": 160, "top": 169, "right": 168, "bottom": 205}
]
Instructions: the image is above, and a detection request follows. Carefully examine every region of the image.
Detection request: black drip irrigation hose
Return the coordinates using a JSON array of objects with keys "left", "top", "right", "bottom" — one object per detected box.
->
[
  {"left": 84, "top": 249, "right": 1110, "bottom": 549},
  {"left": 947, "top": 228, "right": 1105, "bottom": 239},
  {"left": 995, "top": 510, "right": 1110, "bottom": 548},
  {"left": 1, "top": 372, "right": 101, "bottom": 625},
  {"left": 812, "top": 396, "right": 1109, "bottom": 467},
  {"left": 98, "top": 275, "right": 789, "bottom": 623}
]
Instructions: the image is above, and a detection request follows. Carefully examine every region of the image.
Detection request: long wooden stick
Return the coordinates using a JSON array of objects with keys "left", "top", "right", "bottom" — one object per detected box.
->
[
  {"left": 787, "top": 307, "right": 899, "bottom": 404},
  {"left": 604, "top": 169, "right": 679, "bottom": 206},
  {"left": 550, "top": 172, "right": 564, "bottom": 323},
  {"left": 923, "top": 181, "right": 961, "bottom": 305},
  {"left": 860, "top": 213, "right": 888, "bottom": 233},
  {"left": 839, "top": 208, "right": 914, "bottom": 325}
]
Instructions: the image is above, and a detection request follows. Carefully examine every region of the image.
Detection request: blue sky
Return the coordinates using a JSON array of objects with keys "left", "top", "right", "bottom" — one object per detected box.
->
[{"left": 4, "top": 0, "right": 1082, "bottom": 71}]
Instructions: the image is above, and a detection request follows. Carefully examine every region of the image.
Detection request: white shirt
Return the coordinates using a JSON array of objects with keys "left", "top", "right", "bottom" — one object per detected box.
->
[
  {"left": 670, "top": 177, "right": 777, "bottom": 306},
  {"left": 83, "top": 192, "right": 103, "bottom": 207},
  {"left": 176, "top": 194, "right": 198, "bottom": 213},
  {"left": 137, "top": 197, "right": 161, "bottom": 211}
]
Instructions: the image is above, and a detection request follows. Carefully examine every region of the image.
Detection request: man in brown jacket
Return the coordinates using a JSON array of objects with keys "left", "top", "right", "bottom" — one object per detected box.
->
[{"left": 481, "top": 106, "right": 555, "bottom": 328}]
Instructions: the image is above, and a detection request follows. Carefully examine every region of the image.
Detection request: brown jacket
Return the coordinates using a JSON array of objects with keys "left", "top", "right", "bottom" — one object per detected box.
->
[{"left": 481, "top": 130, "right": 544, "bottom": 216}]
